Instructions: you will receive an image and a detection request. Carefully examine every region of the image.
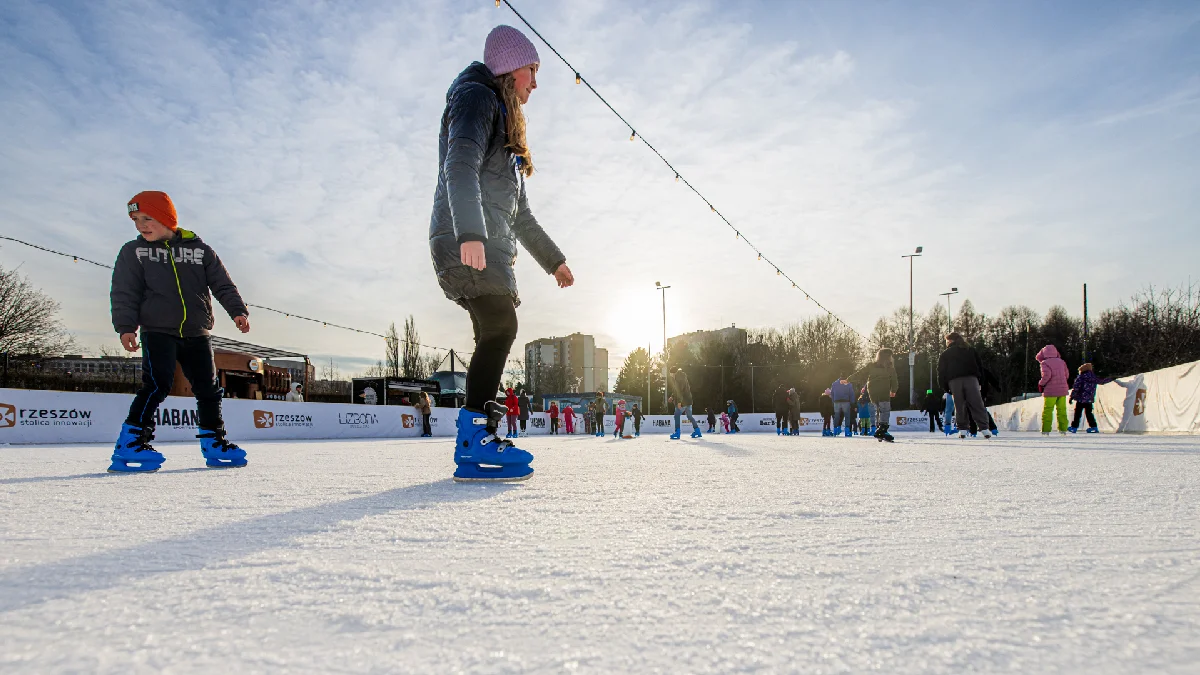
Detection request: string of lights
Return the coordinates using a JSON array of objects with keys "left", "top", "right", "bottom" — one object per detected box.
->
[
  {"left": 496, "top": 0, "right": 872, "bottom": 344},
  {"left": 0, "top": 234, "right": 473, "bottom": 354}
]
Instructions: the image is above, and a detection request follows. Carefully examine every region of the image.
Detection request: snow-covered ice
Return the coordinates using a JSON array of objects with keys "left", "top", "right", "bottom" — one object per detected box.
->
[{"left": 2, "top": 432, "right": 1198, "bottom": 674}]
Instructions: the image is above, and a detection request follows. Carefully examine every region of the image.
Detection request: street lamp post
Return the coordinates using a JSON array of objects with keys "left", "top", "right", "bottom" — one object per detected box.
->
[
  {"left": 656, "top": 281, "right": 671, "bottom": 411},
  {"left": 940, "top": 288, "right": 960, "bottom": 334},
  {"left": 901, "top": 246, "right": 923, "bottom": 407}
]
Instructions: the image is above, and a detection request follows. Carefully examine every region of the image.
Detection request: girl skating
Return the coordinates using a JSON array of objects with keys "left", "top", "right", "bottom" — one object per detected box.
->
[{"left": 429, "top": 25, "right": 574, "bottom": 482}]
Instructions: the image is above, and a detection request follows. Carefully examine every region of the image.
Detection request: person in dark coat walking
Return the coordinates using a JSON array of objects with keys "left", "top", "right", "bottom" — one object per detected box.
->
[
  {"left": 787, "top": 388, "right": 801, "bottom": 435},
  {"left": 431, "top": 26, "right": 575, "bottom": 480},
  {"left": 517, "top": 389, "right": 531, "bottom": 436},
  {"left": 819, "top": 389, "right": 835, "bottom": 436},
  {"left": 923, "top": 389, "right": 944, "bottom": 432},
  {"left": 937, "top": 332, "right": 991, "bottom": 438},
  {"left": 772, "top": 384, "right": 789, "bottom": 435}
]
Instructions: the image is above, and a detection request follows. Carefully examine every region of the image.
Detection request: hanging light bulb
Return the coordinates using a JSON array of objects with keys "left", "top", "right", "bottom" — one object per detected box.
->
[
  {"left": 495, "top": 0, "right": 500, "bottom": 6},
  {"left": 757, "top": 254, "right": 761, "bottom": 260},
  {"left": 776, "top": 268, "right": 781, "bottom": 276},
  {"left": 674, "top": 173, "right": 680, "bottom": 183},
  {"left": 629, "top": 130, "right": 636, "bottom": 141},
  {"left": 575, "top": 72, "right": 581, "bottom": 84}
]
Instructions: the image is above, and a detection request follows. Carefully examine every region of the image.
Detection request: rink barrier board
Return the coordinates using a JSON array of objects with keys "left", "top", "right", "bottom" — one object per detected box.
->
[
  {"left": 0, "top": 388, "right": 933, "bottom": 444},
  {"left": 987, "top": 358, "right": 1200, "bottom": 434}
]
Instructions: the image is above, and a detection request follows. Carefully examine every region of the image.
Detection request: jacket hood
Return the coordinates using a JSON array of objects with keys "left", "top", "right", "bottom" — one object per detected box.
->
[
  {"left": 1036, "top": 345, "right": 1060, "bottom": 362},
  {"left": 290, "top": 383, "right": 301, "bottom": 391},
  {"left": 447, "top": 62, "right": 501, "bottom": 101}
]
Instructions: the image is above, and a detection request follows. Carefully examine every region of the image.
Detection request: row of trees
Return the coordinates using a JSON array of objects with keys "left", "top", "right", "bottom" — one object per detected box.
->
[
  {"left": 3, "top": 260, "right": 1198, "bottom": 411},
  {"left": 609, "top": 283, "right": 1200, "bottom": 413}
]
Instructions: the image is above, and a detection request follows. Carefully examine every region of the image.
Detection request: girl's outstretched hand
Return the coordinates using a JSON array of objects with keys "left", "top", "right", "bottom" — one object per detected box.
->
[{"left": 553, "top": 263, "right": 574, "bottom": 288}]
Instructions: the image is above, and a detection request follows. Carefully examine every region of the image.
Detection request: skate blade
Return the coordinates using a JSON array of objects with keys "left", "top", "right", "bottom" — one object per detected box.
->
[
  {"left": 107, "top": 463, "right": 161, "bottom": 473},
  {"left": 452, "top": 472, "right": 533, "bottom": 483},
  {"left": 204, "top": 462, "right": 247, "bottom": 469}
]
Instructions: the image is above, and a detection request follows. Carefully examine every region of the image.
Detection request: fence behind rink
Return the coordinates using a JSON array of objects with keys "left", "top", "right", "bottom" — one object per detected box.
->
[{"left": 0, "top": 388, "right": 934, "bottom": 443}]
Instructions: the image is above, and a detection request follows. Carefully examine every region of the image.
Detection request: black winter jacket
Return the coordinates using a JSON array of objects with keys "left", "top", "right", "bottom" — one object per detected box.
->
[
  {"left": 773, "top": 386, "right": 788, "bottom": 414},
  {"left": 429, "top": 63, "right": 566, "bottom": 307},
  {"left": 937, "top": 344, "right": 985, "bottom": 392},
  {"left": 819, "top": 394, "right": 835, "bottom": 417},
  {"left": 923, "top": 391, "right": 945, "bottom": 414},
  {"left": 110, "top": 229, "right": 247, "bottom": 337}
]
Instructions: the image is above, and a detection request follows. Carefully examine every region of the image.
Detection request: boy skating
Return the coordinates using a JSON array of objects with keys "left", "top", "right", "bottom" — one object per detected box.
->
[{"left": 109, "top": 191, "right": 250, "bottom": 472}]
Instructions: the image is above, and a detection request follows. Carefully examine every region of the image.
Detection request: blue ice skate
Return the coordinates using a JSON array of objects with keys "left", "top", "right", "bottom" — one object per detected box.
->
[
  {"left": 453, "top": 404, "right": 533, "bottom": 483},
  {"left": 1086, "top": 427, "right": 1099, "bottom": 434},
  {"left": 691, "top": 428, "right": 702, "bottom": 439},
  {"left": 108, "top": 423, "right": 164, "bottom": 473},
  {"left": 844, "top": 427, "right": 852, "bottom": 438},
  {"left": 669, "top": 429, "right": 681, "bottom": 439},
  {"left": 198, "top": 427, "right": 247, "bottom": 468},
  {"left": 1068, "top": 426, "right": 1078, "bottom": 434}
]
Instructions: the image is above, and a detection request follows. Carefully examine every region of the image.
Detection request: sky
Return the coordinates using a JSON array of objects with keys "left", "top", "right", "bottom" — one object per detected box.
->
[{"left": 1, "top": 0, "right": 1198, "bottom": 381}]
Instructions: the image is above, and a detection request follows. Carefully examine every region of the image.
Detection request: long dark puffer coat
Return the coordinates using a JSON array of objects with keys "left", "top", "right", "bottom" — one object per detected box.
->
[{"left": 429, "top": 62, "right": 566, "bottom": 307}]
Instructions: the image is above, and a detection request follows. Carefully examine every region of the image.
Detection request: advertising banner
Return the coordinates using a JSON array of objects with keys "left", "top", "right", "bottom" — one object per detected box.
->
[{"left": 0, "top": 387, "right": 938, "bottom": 444}]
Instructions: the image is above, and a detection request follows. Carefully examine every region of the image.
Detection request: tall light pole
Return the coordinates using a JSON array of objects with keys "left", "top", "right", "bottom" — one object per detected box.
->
[
  {"left": 940, "top": 288, "right": 959, "bottom": 334},
  {"left": 656, "top": 281, "right": 671, "bottom": 410},
  {"left": 901, "top": 246, "right": 923, "bottom": 407}
]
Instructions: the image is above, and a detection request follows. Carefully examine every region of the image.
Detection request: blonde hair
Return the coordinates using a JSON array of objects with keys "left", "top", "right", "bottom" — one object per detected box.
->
[
  {"left": 1079, "top": 363, "right": 1094, "bottom": 374},
  {"left": 498, "top": 74, "right": 534, "bottom": 177}
]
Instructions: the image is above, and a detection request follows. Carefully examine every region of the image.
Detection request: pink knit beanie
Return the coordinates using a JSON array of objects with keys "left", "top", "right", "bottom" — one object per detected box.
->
[{"left": 484, "top": 25, "right": 540, "bottom": 76}]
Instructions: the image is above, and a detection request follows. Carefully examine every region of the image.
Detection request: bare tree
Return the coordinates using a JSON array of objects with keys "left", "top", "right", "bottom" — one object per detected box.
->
[
  {"left": 0, "top": 266, "right": 74, "bottom": 355},
  {"left": 385, "top": 322, "right": 401, "bottom": 378},
  {"left": 402, "top": 315, "right": 422, "bottom": 378}
]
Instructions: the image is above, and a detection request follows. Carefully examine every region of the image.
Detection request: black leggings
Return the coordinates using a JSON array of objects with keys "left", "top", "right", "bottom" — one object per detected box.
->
[
  {"left": 462, "top": 295, "right": 518, "bottom": 412},
  {"left": 1072, "top": 402, "right": 1097, "bottom": 428},
  {"left": 126, "top": 331, "right": 223, "bottom": 430}
]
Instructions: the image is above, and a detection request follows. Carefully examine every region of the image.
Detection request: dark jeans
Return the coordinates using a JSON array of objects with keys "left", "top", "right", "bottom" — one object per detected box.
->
[
  {"left": 633, "top": 417, "right": 641, "bottom": 434},
  {"left": 596, "top": 413, "right": 604, "bottom": 432},
  {"left": 421, "top": 413, "right": 431, "bottom": 435},
  {"left": 928, "top": 411, "right": 944, "bottom": 432},
  {"left": 550, "top": 417, "right": 559, "bottom": 434},
  {"left": 729, "top": 412, "right": 740, "bottom": 432},
  {"left": 1072, "top": 401, "right": 1097, "bottom": 428},
  {"left": 462, "top": 295, "right": 518, "bottom": 412},
  {"left": 125, "top": 331, "right": 223, "bottom": 430}
]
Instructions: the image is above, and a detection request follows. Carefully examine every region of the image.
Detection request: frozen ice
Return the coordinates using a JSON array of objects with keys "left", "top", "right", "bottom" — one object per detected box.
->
[{"left": 2, "top": 432, "right": 1198, "bottom": 673}]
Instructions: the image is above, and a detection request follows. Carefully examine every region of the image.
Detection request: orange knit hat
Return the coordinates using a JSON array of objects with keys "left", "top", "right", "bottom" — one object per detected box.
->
[{"left": 127, "top": 191, "right": 178, "bottom": 230}]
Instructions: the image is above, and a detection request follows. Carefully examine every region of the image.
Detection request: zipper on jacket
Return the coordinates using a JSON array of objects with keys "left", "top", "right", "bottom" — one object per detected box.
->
[{"left": 165, "top": 241, "right": 187, "bottom": 337}]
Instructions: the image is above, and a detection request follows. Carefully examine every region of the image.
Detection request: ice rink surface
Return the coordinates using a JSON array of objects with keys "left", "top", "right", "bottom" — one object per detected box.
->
[{"left": 2, "top": 432, "right": 1198, "bottom": 674}]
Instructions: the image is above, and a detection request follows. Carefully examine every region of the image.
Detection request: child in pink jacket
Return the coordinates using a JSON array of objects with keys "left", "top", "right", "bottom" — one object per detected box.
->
[{"left": 1036, "top": 344, "right": 1070, "bottom": 434}]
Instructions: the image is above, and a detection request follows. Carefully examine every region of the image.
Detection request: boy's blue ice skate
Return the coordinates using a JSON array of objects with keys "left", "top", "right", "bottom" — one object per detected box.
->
[
  {"left": 1068, "top": 426, "right": 1078, "bottom": 434},
  {"left": 669, "top": 429, "right": 681, "bottom": 439},
  {"left": 453, "top": 403, "right": 533, "bottom": 483},
  {"left": 198, "top": 427, "right": 247, "bottom": 468},
  {"left": 1086, "top": 427, "right": 1099, "bottom": 434},
  {"left": 844, "top": 427, "right": 852, "bottom": 438},
  {"left": 690, "top": 428, "right": 702, "bottom": 439},
  {"left": 108, "top": 423, "right": 165, "bottom": 473}
]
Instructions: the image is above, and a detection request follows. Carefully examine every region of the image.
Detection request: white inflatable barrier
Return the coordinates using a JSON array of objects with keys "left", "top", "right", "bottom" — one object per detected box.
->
[
  {"left": 988, "top": 359, "right": 1200, "bottom": 434},
  {"left": 0, "top": 387, "right": 934, "bottom": 444}
]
